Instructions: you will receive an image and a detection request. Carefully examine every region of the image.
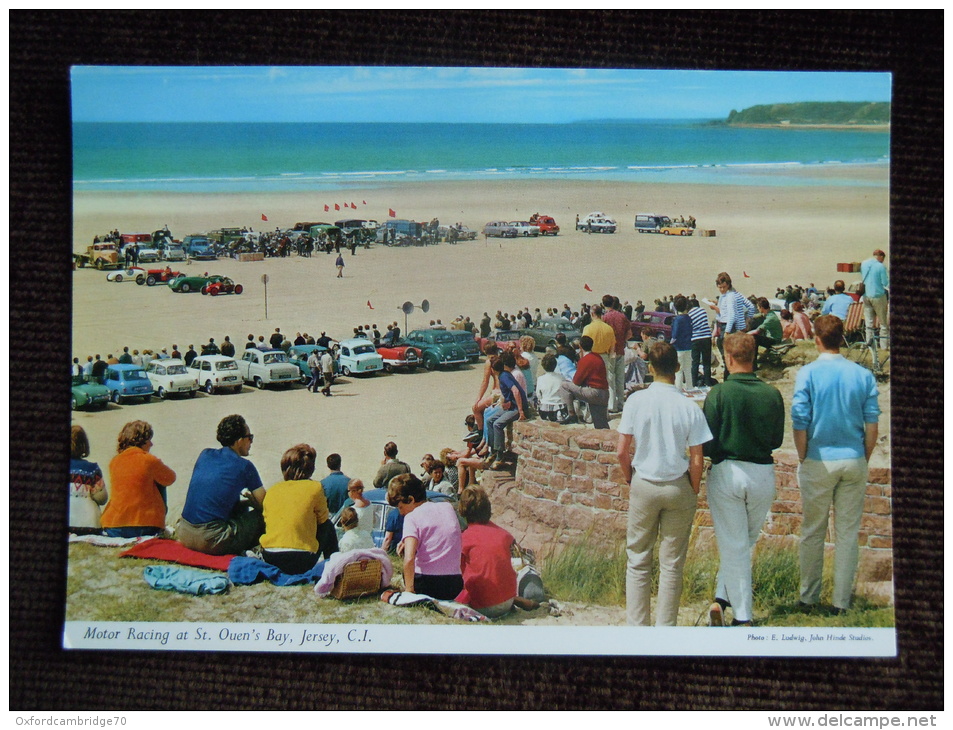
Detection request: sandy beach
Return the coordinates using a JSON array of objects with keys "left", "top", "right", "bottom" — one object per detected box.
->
[{"left": 71, "top": 170, "right": 889, "bottom": 533}]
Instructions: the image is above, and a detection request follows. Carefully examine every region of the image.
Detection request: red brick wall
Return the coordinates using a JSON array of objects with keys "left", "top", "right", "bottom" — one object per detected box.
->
[{"left": 484, "top": 421, "right": 892, "bottom": 594}]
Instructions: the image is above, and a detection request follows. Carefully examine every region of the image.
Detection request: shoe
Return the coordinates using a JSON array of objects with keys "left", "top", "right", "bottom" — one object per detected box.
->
[
  {"left": 560, "top": 416, "right": 579, "bottom": 425},
  {"left": 731, "top": 619, "right": 753, "bottom": 627},
  {"left": 709, "top": 602, "right": 724, "bottom": 627}
]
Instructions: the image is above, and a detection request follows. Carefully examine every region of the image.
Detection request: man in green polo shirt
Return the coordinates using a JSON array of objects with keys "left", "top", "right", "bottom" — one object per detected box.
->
[
  {"left": 750, "top": 297, "right": 783, "bottom": 370},
  {"left": 702, "top": 332, "right": 785, "bottom": 626}
]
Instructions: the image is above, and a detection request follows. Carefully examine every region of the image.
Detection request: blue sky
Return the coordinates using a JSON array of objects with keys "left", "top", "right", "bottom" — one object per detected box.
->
[{"left": 71, "top": 66, "right": 892, "bottom": 123}]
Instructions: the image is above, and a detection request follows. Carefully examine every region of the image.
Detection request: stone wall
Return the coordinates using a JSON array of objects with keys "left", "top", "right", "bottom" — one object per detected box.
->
[{"left": 482, "top": 421, "right": 892, "bottom": 599}]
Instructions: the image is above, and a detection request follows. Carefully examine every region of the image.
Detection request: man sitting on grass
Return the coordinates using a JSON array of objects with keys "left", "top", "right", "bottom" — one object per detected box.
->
[{"left": 176, "top": 414, "right": 266, "bottom": 556}]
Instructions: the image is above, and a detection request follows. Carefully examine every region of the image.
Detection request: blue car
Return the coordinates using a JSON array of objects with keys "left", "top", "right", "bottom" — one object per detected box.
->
[{"left": 103, "top": 363, "right": 154, "bottom": 405}]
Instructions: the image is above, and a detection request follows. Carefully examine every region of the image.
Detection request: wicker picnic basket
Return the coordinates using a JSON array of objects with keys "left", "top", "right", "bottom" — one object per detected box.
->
[{"left": 330, "top": 558, "right": 383, "bottom": 600}]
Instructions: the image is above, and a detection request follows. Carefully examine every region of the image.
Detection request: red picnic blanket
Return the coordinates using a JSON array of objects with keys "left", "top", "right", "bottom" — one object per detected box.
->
[{"left": 118, "top": 538, "right": 235, "bottom": 572}]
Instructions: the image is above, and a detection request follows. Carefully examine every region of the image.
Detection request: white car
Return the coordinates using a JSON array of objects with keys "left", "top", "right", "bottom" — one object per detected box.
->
[
  {"left": 237, "top": 348, "right": 300, "bottom": 389},
  {"left": 337, "top": 338, "right": 384, "bottom": 376},
  {"left": 161, "top": 244, "right": 187, "bottom": 262},
  {"left": 187, "top": 355, "right": 242, "bottom": 394},
  {"left": 146, "top": 358, "right": 199, "bottom": 399},
  {"left": 105, "top": 267, "right": 147, "bottom": 283},
  {"left": 507, "top": 221, "right": 541, "bottom": 237},
  {"left": 576, "top": 212, "right": 617, "bottom": 233}
]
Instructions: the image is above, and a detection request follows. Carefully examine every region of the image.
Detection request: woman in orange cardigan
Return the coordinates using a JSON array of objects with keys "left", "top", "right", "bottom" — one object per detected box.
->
[{"left": 101, "top": 421, "right": 176, "bottom": 538}]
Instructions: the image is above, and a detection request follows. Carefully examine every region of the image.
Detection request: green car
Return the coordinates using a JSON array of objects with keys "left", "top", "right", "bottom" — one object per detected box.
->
[
  {"left": 519, "top": 317, "right": 584, "bottom": 352},
  {"left": 168, "top": 273, "right": 221, "bottom": 293},
  {"left": 401, "top": 330, "right": 469, "bottom": 371},
  {"left": 71, "top": 374, "right": 109, "bottom": 410}
]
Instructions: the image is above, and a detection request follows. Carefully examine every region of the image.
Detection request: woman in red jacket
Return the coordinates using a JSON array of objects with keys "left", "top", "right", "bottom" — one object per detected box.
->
[{"left": 101, "top": 420, "right": 176, "bottom": 538}]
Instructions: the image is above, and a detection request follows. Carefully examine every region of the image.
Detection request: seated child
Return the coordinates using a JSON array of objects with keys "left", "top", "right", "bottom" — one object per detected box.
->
[{"left": 337, "top": 507, "right": 375, "bottom": 552}]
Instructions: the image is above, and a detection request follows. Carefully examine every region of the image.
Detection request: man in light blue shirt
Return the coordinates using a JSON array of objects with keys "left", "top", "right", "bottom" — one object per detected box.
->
[
  {"left": 860, "top": 248, "right": 889, "bottom": 349},
  {"left": 821, "top": 280, "right": 854, "bottom": 321},
  {"left": 791, "top": 315, "right": 880, "bottom": 613}
]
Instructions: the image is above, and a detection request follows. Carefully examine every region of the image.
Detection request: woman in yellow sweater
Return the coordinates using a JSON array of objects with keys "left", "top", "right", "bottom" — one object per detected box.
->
[
  {"left": 259, "top": 444, "right": 331, "bottom": 574},
  {"left": 101, "top": 421, "right": 176, "bottom": 538}
]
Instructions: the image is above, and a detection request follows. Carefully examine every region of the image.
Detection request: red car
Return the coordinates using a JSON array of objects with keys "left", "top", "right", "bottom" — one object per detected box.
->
[
  {"left": 202, "top": 276, "right": 244, "bottom": 296},
  {"left": 529, "top": 214, "right": 559, "bottom": 235},
  {"left": 138, "top": 267, "right": 182, "bottom": 286},
  {"left": 376, "top": 343, "right": 422, "bottom": 373},
  {"left": 629, "top": 311, "right": 676, "bottom": 341}
]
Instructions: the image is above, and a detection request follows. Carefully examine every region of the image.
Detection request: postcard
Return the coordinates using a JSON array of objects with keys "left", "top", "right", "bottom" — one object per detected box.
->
[{"left": 65, "top": 66, "right": 894, "bottom": 656}]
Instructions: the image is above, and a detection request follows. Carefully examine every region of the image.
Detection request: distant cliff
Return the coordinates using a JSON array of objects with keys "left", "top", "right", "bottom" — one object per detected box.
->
[{"left": 725, "top": 102, "right": 890, "bottom": 126}]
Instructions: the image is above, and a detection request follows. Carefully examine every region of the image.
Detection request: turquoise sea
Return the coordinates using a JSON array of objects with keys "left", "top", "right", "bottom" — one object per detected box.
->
[{"left": 73, "top": 121, "right": 889, "bottom": 193}]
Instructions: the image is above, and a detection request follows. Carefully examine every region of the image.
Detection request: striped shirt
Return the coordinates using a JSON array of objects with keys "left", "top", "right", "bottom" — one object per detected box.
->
[
  {"left": 718, "top": 290, "right": 756, "bottom": 334},
  {"left": 688, "top": 306, "right": 712, "bottom": 341}
]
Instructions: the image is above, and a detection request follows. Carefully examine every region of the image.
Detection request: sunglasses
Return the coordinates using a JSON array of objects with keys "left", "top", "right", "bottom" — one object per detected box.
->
[{"left": 245, "top": 433, "right": 254, "bottom": 442}]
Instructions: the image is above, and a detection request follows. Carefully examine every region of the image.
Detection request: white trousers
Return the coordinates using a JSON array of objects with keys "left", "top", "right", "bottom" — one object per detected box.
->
[
  {"left": 674, "top": 349, "right": 693, "bottom": 391},
  {"left": 601, "top": 352, "right": 626, "bottom": 411},
  {"left": 707, "top": 460, "right": 776, "bottom": 622}
]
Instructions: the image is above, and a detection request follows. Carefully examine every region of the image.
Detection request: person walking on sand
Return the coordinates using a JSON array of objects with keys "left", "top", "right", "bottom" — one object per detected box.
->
[{"left": 335, "top": 253, "right": 345, "bottom": 278}]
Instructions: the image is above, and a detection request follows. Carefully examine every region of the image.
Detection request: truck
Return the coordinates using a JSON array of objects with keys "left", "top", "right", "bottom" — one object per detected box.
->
[{"left": 74, "top": 241, "right": 121, "bottom": 270}]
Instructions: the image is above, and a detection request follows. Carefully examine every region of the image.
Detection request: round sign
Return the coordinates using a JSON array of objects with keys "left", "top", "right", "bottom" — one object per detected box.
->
[
  {"left": 421, "top": 299, "right": 430, "bottom": 313},
  {"left": 401, "top": 301, "right": 414, "bottom": 314},
  {"left": 261, "top": 274, "right": 269, "bottom": 284}
]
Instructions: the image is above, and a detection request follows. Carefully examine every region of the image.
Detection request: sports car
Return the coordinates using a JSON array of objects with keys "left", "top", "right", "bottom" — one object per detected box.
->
[
  {"left": 105, "top": 267, "right": 146, "bottom": 283},
  {"left": 202, "top": 276, "right": 244, "bottom": 296},
  {"left": 138, "top": 267, "right": 182, "bottom": 286},
  {"left": 375, "top": 342, "right": 422, "bottom": 372},
  {"left": 169, "top": 273, "right": 217, "bottom": 293},
  {"left": 71, "top": 375, "right": 110, "bottom": 410}
]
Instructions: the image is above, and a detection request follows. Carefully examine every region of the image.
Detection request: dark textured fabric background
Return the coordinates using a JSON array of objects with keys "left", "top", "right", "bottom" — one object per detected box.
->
[{"left": 10, "top": 10, "right": 941, "bottom": 710}]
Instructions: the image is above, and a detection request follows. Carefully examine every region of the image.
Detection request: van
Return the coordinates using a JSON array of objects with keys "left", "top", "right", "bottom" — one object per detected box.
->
[{"left": 634, "top": 214, "right": 672, "bottom": 233}]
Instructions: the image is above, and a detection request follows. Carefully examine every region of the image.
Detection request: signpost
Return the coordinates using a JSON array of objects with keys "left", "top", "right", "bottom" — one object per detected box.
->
[{"left": 261, "top": 273, "right": 269, "bottom": 319}]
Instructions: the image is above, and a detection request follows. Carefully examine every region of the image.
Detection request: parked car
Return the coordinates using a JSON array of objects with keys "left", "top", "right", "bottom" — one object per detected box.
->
[
  {"left": 188, "top": 354, "right": 242, "bottom": 394},
  {"left": 634, "top": 214, "right": 671, "bottom": 234},
  {"left": 287, "top": 344, "right": 338, "bottom": 384},
  {"left": 629, "top": 310, "right": 676, "bottom": 341},
  {"left": 103, "top": 364, "right": 154, "bottom": 405},
  {"left": 207, "top": 228, "right": 245, "bottom": 245},
  {"left": 202, "top": 276, "right": 244, "bottom": 296},
  {"left": 71, "top": 374, "right": 110, "bottom": 411},
  {"left": 376, "top": 219, "right": 423, "bottom": 243},
  {"left": 402, "top": 330, "right": 469, "bottom": 371},
  {"left": 529, "top": 214, "right": 559, "bottom": 235},
  {"left": 437, "top": 224, "right": 477, "bottom": 241},
  {"left": 483, "top": 221, "right": 518, "bottom": 238},
  {"left": 145, "top": 358, "right": 198, "bottom": 399},
  {"left": 445, "top": 330, "right": 482, "bottom": 363},
  {"left": 235, "top": 348, "right": 300, "bottom": 389},
  {"left": 169, "top": 272, "right": 217, "bottom": 293},
  {"left": 105, "top": 267, "right": 147, "bottom": 283},
  {"left": 183, "top": 235, "right": 217, "bottom": 260},
  {"left": 331, "top": 488, "right": 456, "bottom": 547},
  {"left": 375, "top": 342, "right": 422, "bottom": 373},
  {"left": 120, "top": 233, "right": 159, "bottom": 263},
  {"left": 161, "top": 244, "right": 187, "bottom": 262},
  {"left": 336, "top": 338, "right": 384, "bottom": 377},
  {"left": 576, "top": 212, "right": 617, "bottom": 233},
  {"left": 519, "top": 317, "right": 584, "bottom": 352},
  {"left": 138, "top": 267, "right": 181, "bottom": 286},
  {"left": 507, "top": 221, "right": 541, "bottom": 237},
  {"left": 477, "top": 328, "right": 523, "bottom": 353}
]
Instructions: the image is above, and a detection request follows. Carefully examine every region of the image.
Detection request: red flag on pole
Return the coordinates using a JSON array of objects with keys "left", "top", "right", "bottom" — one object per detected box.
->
[
  {"left": 261, "top": 214, "right": 268, "bottom": 222},
  {"left": 584, "top": 283, "right": 593, "bottom": 292},
  {"left": 334, "top": 203, "right": 340, "bottom": 211},
  {"left": 351, "top": 202, "right": 357, "bottom": 209},
  {"left": 367, "top": 300, "right": 374, "bottom": 309},
  {"left": 388, "top": 208, "right": 397, "bottom": 218},
  {"left": 324, "top": 204, "right": 329, "bottom": 212},
  {"left": 743, "top": 271, "right": 751, "bottom": 278},
  {"left": 362, "top": 200, "right": 367, "bottom": 205}
]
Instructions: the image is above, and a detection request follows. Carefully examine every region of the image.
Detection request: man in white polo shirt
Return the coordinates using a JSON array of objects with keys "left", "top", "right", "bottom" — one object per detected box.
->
[{"left": 616, "top": 341, "right": 713, "bottom": 626}]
